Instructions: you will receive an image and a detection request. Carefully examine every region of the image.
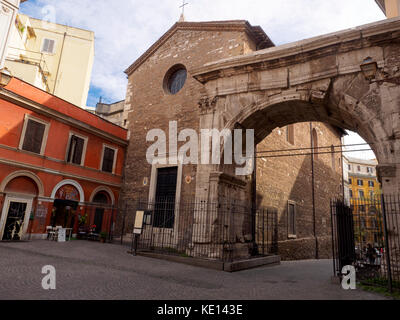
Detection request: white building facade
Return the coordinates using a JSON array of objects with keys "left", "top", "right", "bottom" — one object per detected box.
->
[{"left": 0, "top": 0, "right": 24, "bottom": 68}]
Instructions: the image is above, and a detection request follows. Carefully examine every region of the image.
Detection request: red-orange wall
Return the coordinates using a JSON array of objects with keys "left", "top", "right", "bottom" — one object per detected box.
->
[
  {"left": 4, "top": 78, "right": 127, "bottom": 140},
  {"left": 0, "top": 78, "right": 127, "bottom": 236},
  {"left": 0, "top": 77, "right": 128, "bottom": 206},
  {"left": 0, "top": 98, "right": 125, "bottom": 176}
]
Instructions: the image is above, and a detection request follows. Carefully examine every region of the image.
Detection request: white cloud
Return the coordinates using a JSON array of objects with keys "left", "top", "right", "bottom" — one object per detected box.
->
[
  {"left": 21, "top": 0, "right": 385, "bottom": 104},
  {"left": 343, "top": 131, "right": 376, "bottom": 160},
  {"left": 21, "top": 0, "right": 384, "bottom": 160}
]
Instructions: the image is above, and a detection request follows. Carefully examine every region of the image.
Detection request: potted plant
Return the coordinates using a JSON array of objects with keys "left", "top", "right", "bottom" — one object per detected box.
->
[
  {"left": 78, "top": 214, "right": 88, "bottom": 226},
  {"left": 99, "top": 231, "right": 108, "bottom": 243}
]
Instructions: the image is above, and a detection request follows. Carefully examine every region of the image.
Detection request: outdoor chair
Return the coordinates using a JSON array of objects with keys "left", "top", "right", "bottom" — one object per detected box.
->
[
  {"left": 46, "top": 226, "right": 56, "bottom": 240},
  {"left": 52, "top": 226, "right": 62, "bottom": 241}
]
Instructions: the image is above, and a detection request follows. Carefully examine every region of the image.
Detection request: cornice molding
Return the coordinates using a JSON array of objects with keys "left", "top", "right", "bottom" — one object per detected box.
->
[
  {"left": 0, "top": 157, "right": 123, "bottom": 188},
  {"left": 0, "top": 143, "right": 122, "bottom": 179},
  {"left": 192, "top": 17, "right": 400, "bottom": 83},
  {"left": 0, "top": 88, "right": 128, "bottom": 147}
]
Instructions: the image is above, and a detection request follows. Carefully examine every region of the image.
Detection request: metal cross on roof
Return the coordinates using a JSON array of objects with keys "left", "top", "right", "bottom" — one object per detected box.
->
[{"left": 179, "top": 0, "right": 189, "bottom": 15}]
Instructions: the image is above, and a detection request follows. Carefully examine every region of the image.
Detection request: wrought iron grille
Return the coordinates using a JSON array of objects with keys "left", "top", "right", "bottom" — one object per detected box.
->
[
  {"left": 331, "top": 195, "right": 400, "bottom": 292},
  {"left": 117, "top": 199, "right": 278, "bottom": 263}
]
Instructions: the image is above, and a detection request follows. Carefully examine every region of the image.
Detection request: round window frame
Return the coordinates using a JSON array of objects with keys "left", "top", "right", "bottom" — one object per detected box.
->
[{"left": 163, "top": 64, "right": 187, "bottom": 95}]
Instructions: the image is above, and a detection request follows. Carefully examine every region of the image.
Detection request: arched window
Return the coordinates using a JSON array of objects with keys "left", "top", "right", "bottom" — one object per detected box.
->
[
  {"left": 93, "top": 192, "right": 110, "bottom": 204},
  {"left": 286, "top": 124, "right": 295, "bottom": 145},
  {"left": 312, "top": 128, "right": 318, "bottom": 160},
  {"left": 331, "top": 145, "right": 335, "bottom": 170}
]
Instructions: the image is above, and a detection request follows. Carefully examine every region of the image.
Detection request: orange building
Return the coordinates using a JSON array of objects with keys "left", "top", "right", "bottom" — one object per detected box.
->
[{"left": 0, "top": 71, "right": 128, "bottom": 241}]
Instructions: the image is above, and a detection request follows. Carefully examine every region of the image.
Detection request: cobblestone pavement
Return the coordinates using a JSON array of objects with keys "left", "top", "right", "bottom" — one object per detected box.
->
[{"left": 0, "top": 240, "right": 389, "bottom": 300}]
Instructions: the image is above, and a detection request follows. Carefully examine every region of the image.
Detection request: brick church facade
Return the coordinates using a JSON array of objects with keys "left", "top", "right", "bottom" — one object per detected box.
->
[{"left": 120, "top": 20, "right": 344, "bottom": 260}]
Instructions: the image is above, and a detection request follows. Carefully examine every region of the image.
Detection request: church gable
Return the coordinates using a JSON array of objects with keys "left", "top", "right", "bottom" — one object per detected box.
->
[{"left": 125, "top": 20, "right": 274, "bottom": 76}]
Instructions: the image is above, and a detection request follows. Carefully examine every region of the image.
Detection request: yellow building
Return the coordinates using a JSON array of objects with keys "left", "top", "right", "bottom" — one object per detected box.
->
[
  {"left": 4, "top": 13, "right": 94, "bottom": 108},
  {"left": 353, "top": 207, "right": 384, "bottom": 248},
  {"left": 344, "top": 157, "right": 383, "bottom": 247},
  {"left": 346, "top": 157, "right": 382, "bottom": 200},
  {"left": 376, "top": 0, "right": 400, "bottom": 18}
]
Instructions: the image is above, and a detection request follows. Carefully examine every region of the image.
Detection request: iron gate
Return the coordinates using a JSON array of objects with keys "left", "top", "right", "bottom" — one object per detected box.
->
[
  {"left": 331, "top": 195, "right": 400, "bottom": 292},
  {"left": 119, "top": 199, "right": 278, "bottom": 262}
]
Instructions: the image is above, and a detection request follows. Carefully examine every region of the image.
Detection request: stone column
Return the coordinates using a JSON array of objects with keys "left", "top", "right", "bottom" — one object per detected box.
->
[
  {"left": 190, "top": 95, "right": 254, "bottom": 260},
  {"left": 377, "top": 165, "right": 399, "bottom": 195}
]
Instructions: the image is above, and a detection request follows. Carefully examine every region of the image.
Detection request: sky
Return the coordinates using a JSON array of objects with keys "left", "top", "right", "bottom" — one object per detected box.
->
[{"left": 19, "top": 0, "right": 385, "bottom": 159}]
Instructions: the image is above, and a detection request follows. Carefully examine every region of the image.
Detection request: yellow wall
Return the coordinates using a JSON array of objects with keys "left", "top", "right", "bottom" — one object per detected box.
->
[
  {"left": 349, "top": 176, "right": 381, "bottom": 199},
  {"left": 5, "top": 59, "right": 47, "bottom": 90},
  {"left": 384, "top": 0, "right": 400, "bottom": 18},
  {"left": 347, "top": 158, "right": 381, "bottom": 199},
  {"left": 5, "top": 13, "right": 94, "bottom": 108}
]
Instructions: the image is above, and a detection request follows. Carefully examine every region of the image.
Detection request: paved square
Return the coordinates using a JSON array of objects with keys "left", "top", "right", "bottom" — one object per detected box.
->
[{"left": 0, "top": 240, "right": 388, "bottom": 300}]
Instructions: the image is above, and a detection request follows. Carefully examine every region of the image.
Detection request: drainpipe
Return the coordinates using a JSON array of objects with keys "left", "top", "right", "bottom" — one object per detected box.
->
[
  {"left": 53, "top": 31, "right": 67, "bottom": 95},
  {"left": 310, "top": 122, "right": 318, "bottom": 259}
]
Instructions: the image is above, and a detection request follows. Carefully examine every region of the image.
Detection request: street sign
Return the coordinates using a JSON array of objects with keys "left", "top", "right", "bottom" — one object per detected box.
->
[
  {"left": 57, "top": 228, "right": 66, "bottom": 242},
  {"left": 134, "top": 211, "right": 145, "bottom": 235}
]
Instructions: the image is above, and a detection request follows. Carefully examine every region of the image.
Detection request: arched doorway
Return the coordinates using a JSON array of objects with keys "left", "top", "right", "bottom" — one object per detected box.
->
[
  {"left": 91, "top": 191, "right": 111, "bottom": 234},
  {"left": 0, "top": 173, "right": 41, "bottom": 241},
  {"left": 52, "top": 184, "right": 81, "bottom": 229}
]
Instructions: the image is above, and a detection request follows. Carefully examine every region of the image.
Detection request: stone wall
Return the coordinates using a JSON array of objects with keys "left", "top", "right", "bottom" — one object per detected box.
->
[
  {"left": 256, "top": 122, "right": 343, "bottom": 260},
  {"left": 123, "top": 28, "right": 261, "bottom": 204},
  {"left": 121, "top": 22, "right": 345, "bottom": 261}
]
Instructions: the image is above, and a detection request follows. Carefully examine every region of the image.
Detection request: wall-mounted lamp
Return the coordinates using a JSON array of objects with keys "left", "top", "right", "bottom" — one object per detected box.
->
[{"left": 360, "top": 57, "right": 378, "bottom": 81}]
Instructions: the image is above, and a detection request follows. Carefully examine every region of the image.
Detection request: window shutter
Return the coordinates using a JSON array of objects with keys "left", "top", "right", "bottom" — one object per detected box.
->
[
  {"left": 22, "top": 119, "right": 45, "bottom": 154},
  {"left": 102, "top": 147, "right": 115, "bottom": 173},
  {"left": 67, "top": 135, "right": 85, "bottom": 165},
  {"left": 42, "top": 39, "right": 55, "bottom": 53},
  {"left": 72, "top": 136, "right": 84, "bottom": 165},
  {"left": 42, "top": 39, "right": 49, "bottom": 52},
  {"left": 67, "top": 137, "right": 75, "bottom": 163},
  {"left": 48, "top": 39, "right": 55, "bottom": 53}
]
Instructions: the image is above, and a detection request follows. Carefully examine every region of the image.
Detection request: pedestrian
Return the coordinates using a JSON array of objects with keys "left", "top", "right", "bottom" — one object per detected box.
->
[{"left": 366, "top": 243, "right": 376, "bottom": 264}]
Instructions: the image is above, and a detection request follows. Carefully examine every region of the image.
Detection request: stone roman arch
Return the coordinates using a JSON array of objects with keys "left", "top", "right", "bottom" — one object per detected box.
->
[{"left": 189, "top": 18, "right": 400, "bottom": 259}]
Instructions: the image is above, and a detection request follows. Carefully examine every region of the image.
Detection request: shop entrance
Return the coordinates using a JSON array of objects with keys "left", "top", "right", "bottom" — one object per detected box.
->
[
  {"left": 0, "top": 196, "right": 33, "bottom": 241},
  {"left": 92, "top": 192, "right": 110, "bottom": 234},
  {"left": 52, "top": 184, "right": 80, "bottom": 228},
  {"left": 51, "top": 199, "right": 78, "bottom": 228}
]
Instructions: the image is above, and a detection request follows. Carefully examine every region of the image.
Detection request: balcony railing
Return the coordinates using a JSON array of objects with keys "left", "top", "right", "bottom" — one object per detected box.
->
[{"left": 6, "top": 46, "right": 50, "bottom": 91}]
